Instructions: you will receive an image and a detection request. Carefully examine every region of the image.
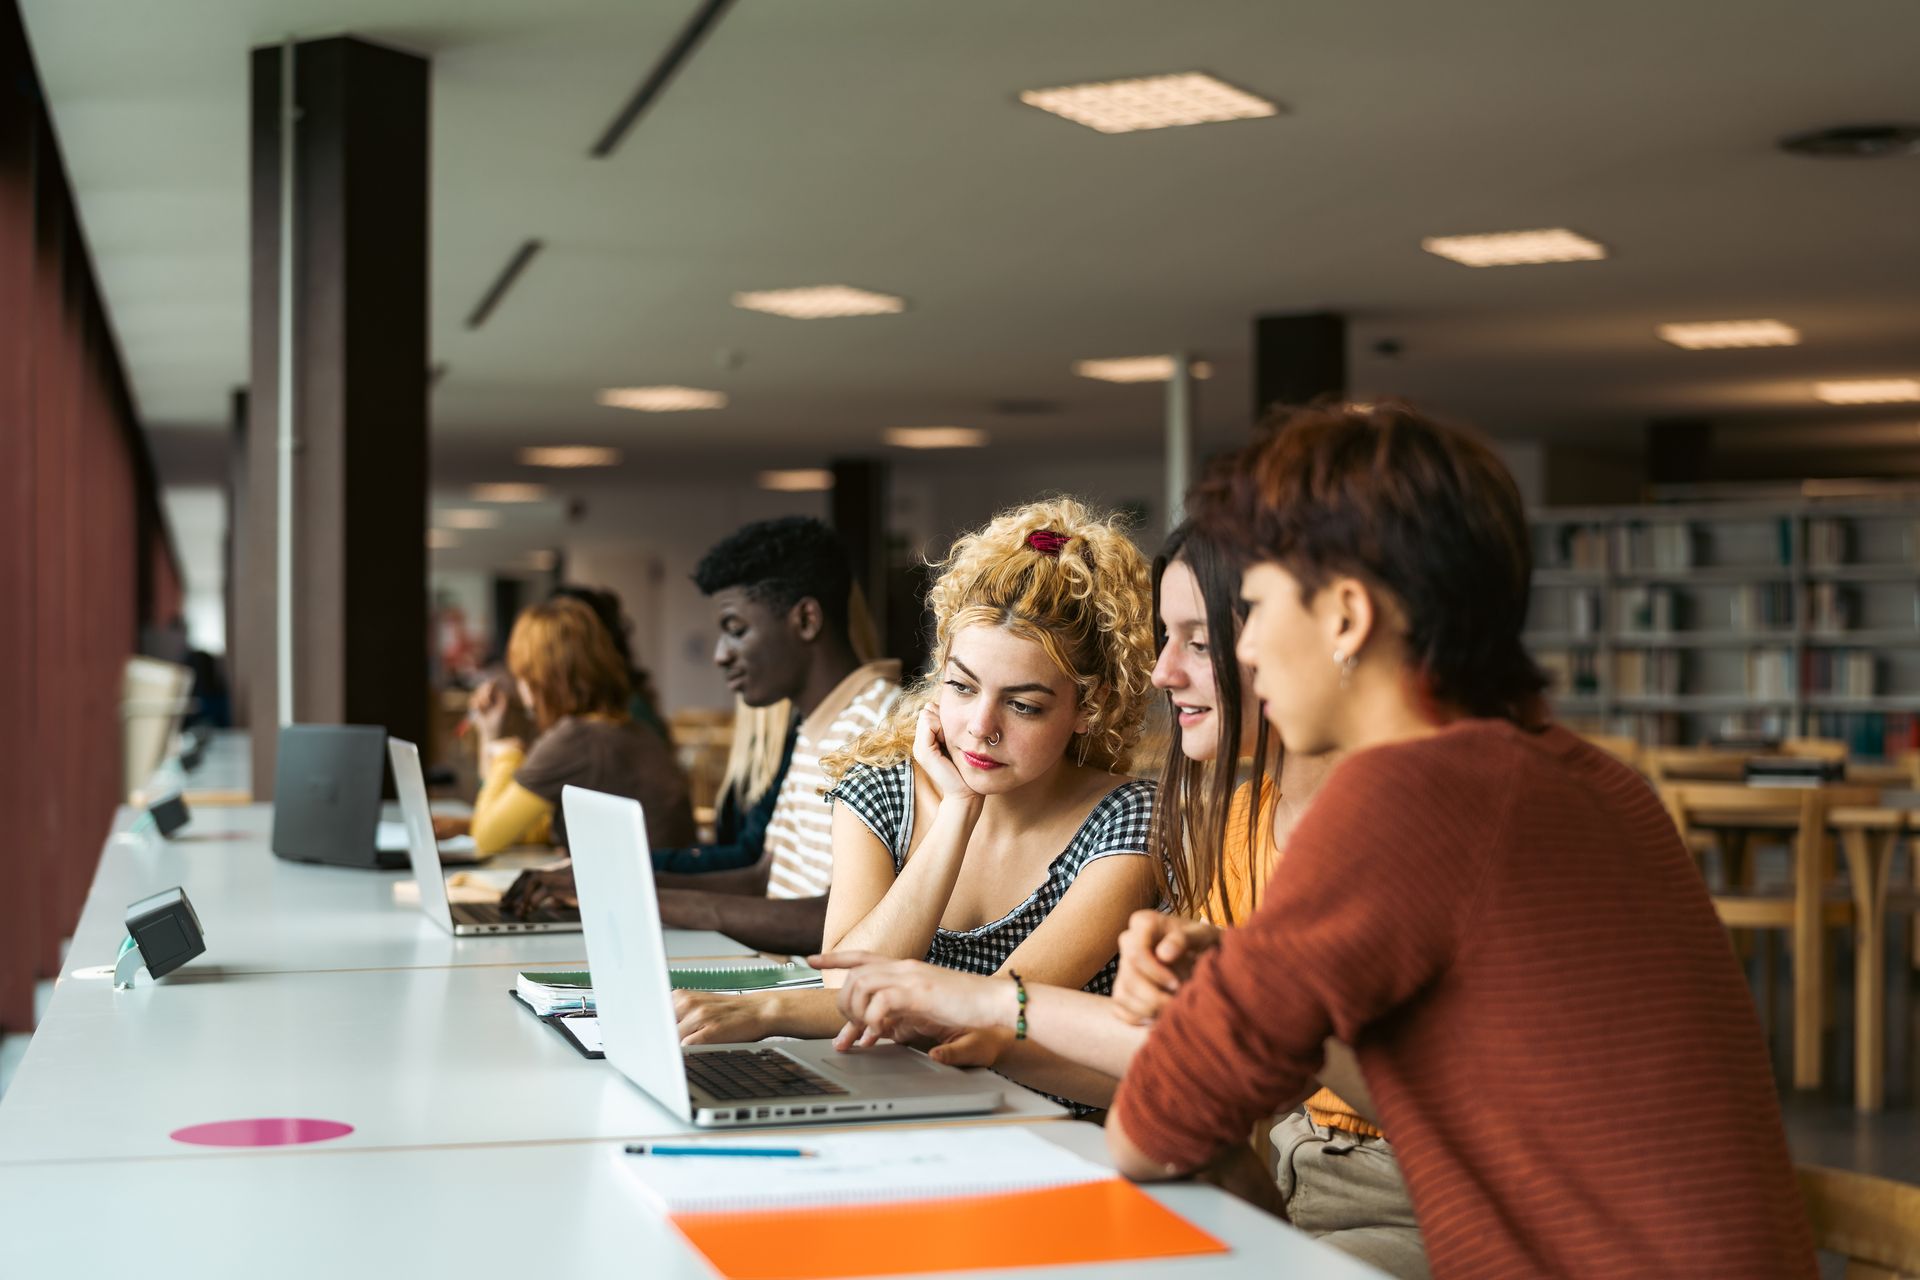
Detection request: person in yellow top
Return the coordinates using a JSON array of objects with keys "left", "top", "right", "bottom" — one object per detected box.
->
[
  {"left": 448, "top": 597, "right": 696, "bottom": 856},
  {"left": 812, "top": 522, "right": 1428, "bottom": 1279}
]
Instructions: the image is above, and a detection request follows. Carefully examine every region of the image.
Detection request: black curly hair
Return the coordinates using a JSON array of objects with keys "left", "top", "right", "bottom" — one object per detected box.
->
[{"left": 692, "top": 516, "right": 854, "bottom": 640}]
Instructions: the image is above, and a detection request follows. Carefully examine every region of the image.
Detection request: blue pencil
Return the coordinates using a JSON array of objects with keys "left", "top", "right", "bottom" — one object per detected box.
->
[{"left": 624, "top": 1143, "right": 816, "bottom": 1158}]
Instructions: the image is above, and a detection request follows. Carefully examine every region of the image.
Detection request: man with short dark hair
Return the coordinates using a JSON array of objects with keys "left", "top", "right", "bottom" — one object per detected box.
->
[{"left": 506, "top": 517, "right": 897, "bottom": 957}]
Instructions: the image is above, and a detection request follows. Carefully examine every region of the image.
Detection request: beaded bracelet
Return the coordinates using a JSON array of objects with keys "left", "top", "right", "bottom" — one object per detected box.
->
[{"left": 1010, "top": 969, "right": 1029, "bottom": 1041}]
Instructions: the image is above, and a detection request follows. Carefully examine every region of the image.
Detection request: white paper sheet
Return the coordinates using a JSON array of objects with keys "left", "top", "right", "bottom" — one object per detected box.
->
[{"left": 614, "top": 1127, "right": 1111, "bottom": 1215}]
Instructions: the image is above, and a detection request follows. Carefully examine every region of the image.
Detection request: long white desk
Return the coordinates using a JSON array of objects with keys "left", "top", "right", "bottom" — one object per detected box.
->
[
  {"left": 66, "top": 803, "right": 744, "bottom": 976},
  {"left": 0, "top": 959, "right": 1061, "bottom": 1164},
  {"left": 0, "top": 777, "right": 1386, "bottom": 1277},
  {"left": 0, "top": 1123, "right": 1386, "bottom": 1280}
]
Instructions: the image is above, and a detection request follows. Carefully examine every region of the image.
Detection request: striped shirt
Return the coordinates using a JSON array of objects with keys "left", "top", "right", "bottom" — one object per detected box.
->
[{"left": 763, "top": 661, "right": 900, "bottom": 900}]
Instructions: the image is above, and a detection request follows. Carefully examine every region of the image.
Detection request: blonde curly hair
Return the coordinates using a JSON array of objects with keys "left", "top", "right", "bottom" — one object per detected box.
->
[{"left": 824, "top": 496, "right": 1155, "bottom": 781}]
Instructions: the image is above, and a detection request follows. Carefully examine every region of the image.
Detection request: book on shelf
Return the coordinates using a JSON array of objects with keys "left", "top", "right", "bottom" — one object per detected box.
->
[
  {"left": 1806, "top": 581, "right": 1855, "bottom": 632},
  {"left": 1745, "top": 649, "right": 1795, "bottom": 700},
  {"left": 1552, "top": 525, "right": 1609, "bottom": 573},
  {"left": 1613, "top": 650, "right": 1684, "bottom": 697},
  {"left": 1803, "top": 650, "right": 1875, "bottom": 699},
  {"left": 1614, "top": 584, "right": 1682, "bottom": 633},
  {"left": 1806, "top": 517, "right": 1852, "bottom": 568},
  {"left": 1613, "top": 521, "right": 1694, "bottom": 572},
  {"left": 1537, "top": 649, "right": 1600, "bottom": 698},
  {"left": 1807, "top": 712, "right": 1920, "bottom": 760},
  {"left": 1569, "top": 588, "right": 1602, "bottom": 636},
  {"left": 1733, "top": 583, "right": 1795, "bottom": 630}
]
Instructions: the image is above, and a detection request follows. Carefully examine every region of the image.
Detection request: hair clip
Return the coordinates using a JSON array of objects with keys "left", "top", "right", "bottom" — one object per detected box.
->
[{"left": 1026, "top": 530, "right": 1070, "bottom": 558}]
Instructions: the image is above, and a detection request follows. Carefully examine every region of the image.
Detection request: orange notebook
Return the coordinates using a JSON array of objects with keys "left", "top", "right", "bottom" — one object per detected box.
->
[
  {"left": 672, "top": 1178, "right": 1228, "bottom": 1279},
  {"left": 617, "top": 1128, "right": 1228, "bottom": 1279}
]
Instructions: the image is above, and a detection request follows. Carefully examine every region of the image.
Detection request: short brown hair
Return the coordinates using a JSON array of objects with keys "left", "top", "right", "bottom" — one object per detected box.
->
[
  {"left": 506, "top": 597, "right": 632, "bottom": 730},
  {"left": 1190, "top": 400, "right": 1544, "bottom": 722}
]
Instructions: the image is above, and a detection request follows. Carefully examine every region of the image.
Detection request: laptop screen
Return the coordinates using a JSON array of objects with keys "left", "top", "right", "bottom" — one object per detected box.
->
[{"left": 561, "top": 786, "right": 694, "bottom": 1119}]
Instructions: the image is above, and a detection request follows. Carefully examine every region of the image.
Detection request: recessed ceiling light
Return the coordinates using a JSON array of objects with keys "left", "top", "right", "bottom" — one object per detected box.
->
[
  {"left": 1814, "top": 379, "right": 1920, "bottom": 405},
  {"left": 1657, "top": 320, "right": 1802, "bottom": 350},
  {"left": 758, "top": 469, "right": 835, "bottom": 492},
  {"left": 520, "top": 445, "right": 622, "bottom": 469},
  {"left": 427, "top": 530, "right": 459, "bottom": 550},
  {"left": 1073, "top": 356, "right": 1216, "bottom": 384},
  {"left": 1421, "top": 228, "right": 1607, "bottom": 267},
  {"left": 597, "top": 386, "right": 728, "bottom": 412},
  {"left": 883, "top": 427, "right": 990, "bottom": 449},
  {"left": 1020, "top": 72, "right": 1279, "bottom": 135},
  {"left": 439, "top": 509, "right": 502, "bottom": 530},
  {"left": 732, "top": 286, "right": 906, "bottom": 319},
  {"left": 469, "top": 483, "right": 549, "bottom": 503}
]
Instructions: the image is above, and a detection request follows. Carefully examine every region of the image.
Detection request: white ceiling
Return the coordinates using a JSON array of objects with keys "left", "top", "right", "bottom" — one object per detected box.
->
[{"left": 22, "top": 0, "right": 1920, "bottom": 487}]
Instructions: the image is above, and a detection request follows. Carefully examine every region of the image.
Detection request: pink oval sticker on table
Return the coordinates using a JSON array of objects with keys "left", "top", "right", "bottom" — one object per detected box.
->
[{"left": 170, "top": 1118, "right": 354, "bottom": 1147}]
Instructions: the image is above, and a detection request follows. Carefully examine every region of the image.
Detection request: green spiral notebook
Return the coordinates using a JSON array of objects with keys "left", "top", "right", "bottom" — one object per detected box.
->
[{"left": 515, "top": 961, "right": 823, "bottom": 1015}]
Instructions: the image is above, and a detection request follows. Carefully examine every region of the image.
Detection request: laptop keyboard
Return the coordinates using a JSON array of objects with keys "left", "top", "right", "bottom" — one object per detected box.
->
[
  {"left": 455, "top": 902, "right": 573, "bottom": 925},
  {"left": 685, "top": 1049, "right": 848, "bottom": 1102}
]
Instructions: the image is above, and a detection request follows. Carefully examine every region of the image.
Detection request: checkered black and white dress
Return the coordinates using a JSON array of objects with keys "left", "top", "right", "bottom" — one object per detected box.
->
[{"left": 825, "top": 760, "right": 1157, "bottom": 995}]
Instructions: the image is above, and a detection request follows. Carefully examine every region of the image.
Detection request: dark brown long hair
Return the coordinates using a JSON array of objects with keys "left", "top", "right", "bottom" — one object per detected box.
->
[{"left": 1149, "top": 522, "right": 1281, "bottom": 924}]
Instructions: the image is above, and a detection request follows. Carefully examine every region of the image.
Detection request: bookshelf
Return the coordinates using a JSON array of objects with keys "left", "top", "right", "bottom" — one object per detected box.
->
[{"left": 1527, "top": 499, "right": 1920, "bottom": 754}]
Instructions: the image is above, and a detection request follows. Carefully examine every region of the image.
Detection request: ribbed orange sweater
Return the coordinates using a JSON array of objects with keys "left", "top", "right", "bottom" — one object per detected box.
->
[{"left": 1114, "top": 720, "right": 1814, "bottom": 1279}]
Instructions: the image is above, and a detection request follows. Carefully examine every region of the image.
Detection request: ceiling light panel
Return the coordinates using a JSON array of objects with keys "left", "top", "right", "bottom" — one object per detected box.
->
[
  {"left": 469, "top": 483, "right": 549, "bottom": 503},
  {"left": 1657, "top": 320, "right": 1801, "bottom": 350},
  {"left": 597, "top": 386, "right": 728, "bottom": 412},
  {"left": 1814, "top": 379, "right": 1920, "bottom": 405},
  {"left": 519, "top": 446, "right": 623, "bottom": 468},
  {"left": 1421, "top": 228, "right": 1607, "bottom": 267},
  {"left": 439, "top": 509, "right": 502, "bottom": 530},
  {"left": 1073, "top": 356, "right": 1215, "bottom": 383},
  {"left": 883, "top": 427, "right": 989, "bottom": 449},
  {"left": 732, "top": 286, "right": 906, "bottom": 319},
  {"left": 758, "top": 469, "right": 835, "bottom": 492},
  {"left": 1020, "top": 72, "right": 1279, "bottom": 134}
]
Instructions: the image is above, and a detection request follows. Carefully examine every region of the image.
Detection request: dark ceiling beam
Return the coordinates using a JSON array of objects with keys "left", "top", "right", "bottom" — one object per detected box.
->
[{"left": 588, "top": 0, "right": 734, "bottom": 159}]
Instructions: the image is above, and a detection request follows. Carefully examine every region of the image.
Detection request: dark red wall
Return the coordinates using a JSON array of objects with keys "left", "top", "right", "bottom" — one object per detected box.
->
[{"left": 1, "top": 2, "right": 182, "bottom": 1032}]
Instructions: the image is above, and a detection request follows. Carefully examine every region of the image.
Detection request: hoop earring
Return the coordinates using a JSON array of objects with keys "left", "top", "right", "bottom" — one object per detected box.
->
[
  {"left": 1074, "top": 731, "right": 1091, "bottom": 766},
  {"left": 1333, "top": 648, "right": 1358, "bottom": 690}
]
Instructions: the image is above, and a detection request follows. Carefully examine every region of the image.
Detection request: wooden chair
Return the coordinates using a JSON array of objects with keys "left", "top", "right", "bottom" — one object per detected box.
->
[
  {"left": 668, "top": 706, "right": 737, "bottom": 834},
  {"left": 1782, "top": 736, "right": 1851, "bottom": 763},
  {"left": 1581, "top": 733, "right": 1641, "bottom": 771},
  {"left": 1798, "top": 1164, "right": 1920, "bottom": 1278},
  {"left": 1660, "top": 782, "right": 1879, "bottom": 1090},
  {"left": 1827, "top": 805, "right": 1920, "bottom": 1111},
  {"left": 1642, "top": 746, "right": 1751, "bottom": 785}
]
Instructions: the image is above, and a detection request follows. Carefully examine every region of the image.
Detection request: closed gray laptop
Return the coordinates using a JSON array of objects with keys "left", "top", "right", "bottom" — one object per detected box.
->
[{"left": 562, "top": 784, "right": 1003, "bottom": 1128}]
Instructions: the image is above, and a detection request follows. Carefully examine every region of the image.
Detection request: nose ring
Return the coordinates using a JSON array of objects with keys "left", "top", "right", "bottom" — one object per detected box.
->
[{"left": 984, "top": 731, "right": 1002, "bottom": 748}]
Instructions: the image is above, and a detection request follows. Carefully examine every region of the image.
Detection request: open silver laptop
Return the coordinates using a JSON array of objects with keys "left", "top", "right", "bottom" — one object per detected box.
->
[
  {"left": 562, "top": 784, "right": 1003, "bottom": 1128},
  {"left": 388, "top": 738, "right": 581, "bottom": 936}
]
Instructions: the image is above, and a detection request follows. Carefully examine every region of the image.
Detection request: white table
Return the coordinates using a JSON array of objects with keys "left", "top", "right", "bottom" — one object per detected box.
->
[
  {"left": 0, "top": 960, "right": 1063, "bottom": 1164},
  {"left": 0, "top": 1123, "right": 1386, "bottom": 1279},
  {"left": 67, "top": 803, "right": 747, "bottom": 976},
  {"left": 0, "top": 792, "right": 1386, "bottom": 1277}
]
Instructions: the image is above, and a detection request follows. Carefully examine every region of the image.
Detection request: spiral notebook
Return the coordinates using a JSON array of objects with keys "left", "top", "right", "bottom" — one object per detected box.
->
[
  {"left": 516, "top": 961, "right": 823, "bottom": 1018},
  {"left": 618, "top": 1128, "right": 1228, "bottom": 1279}
]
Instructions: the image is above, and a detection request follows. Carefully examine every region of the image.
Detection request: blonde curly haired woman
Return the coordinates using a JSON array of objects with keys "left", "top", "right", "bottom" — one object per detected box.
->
[{"left": 672, "top": 498, "right": 1161, "bottom": 1082}]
